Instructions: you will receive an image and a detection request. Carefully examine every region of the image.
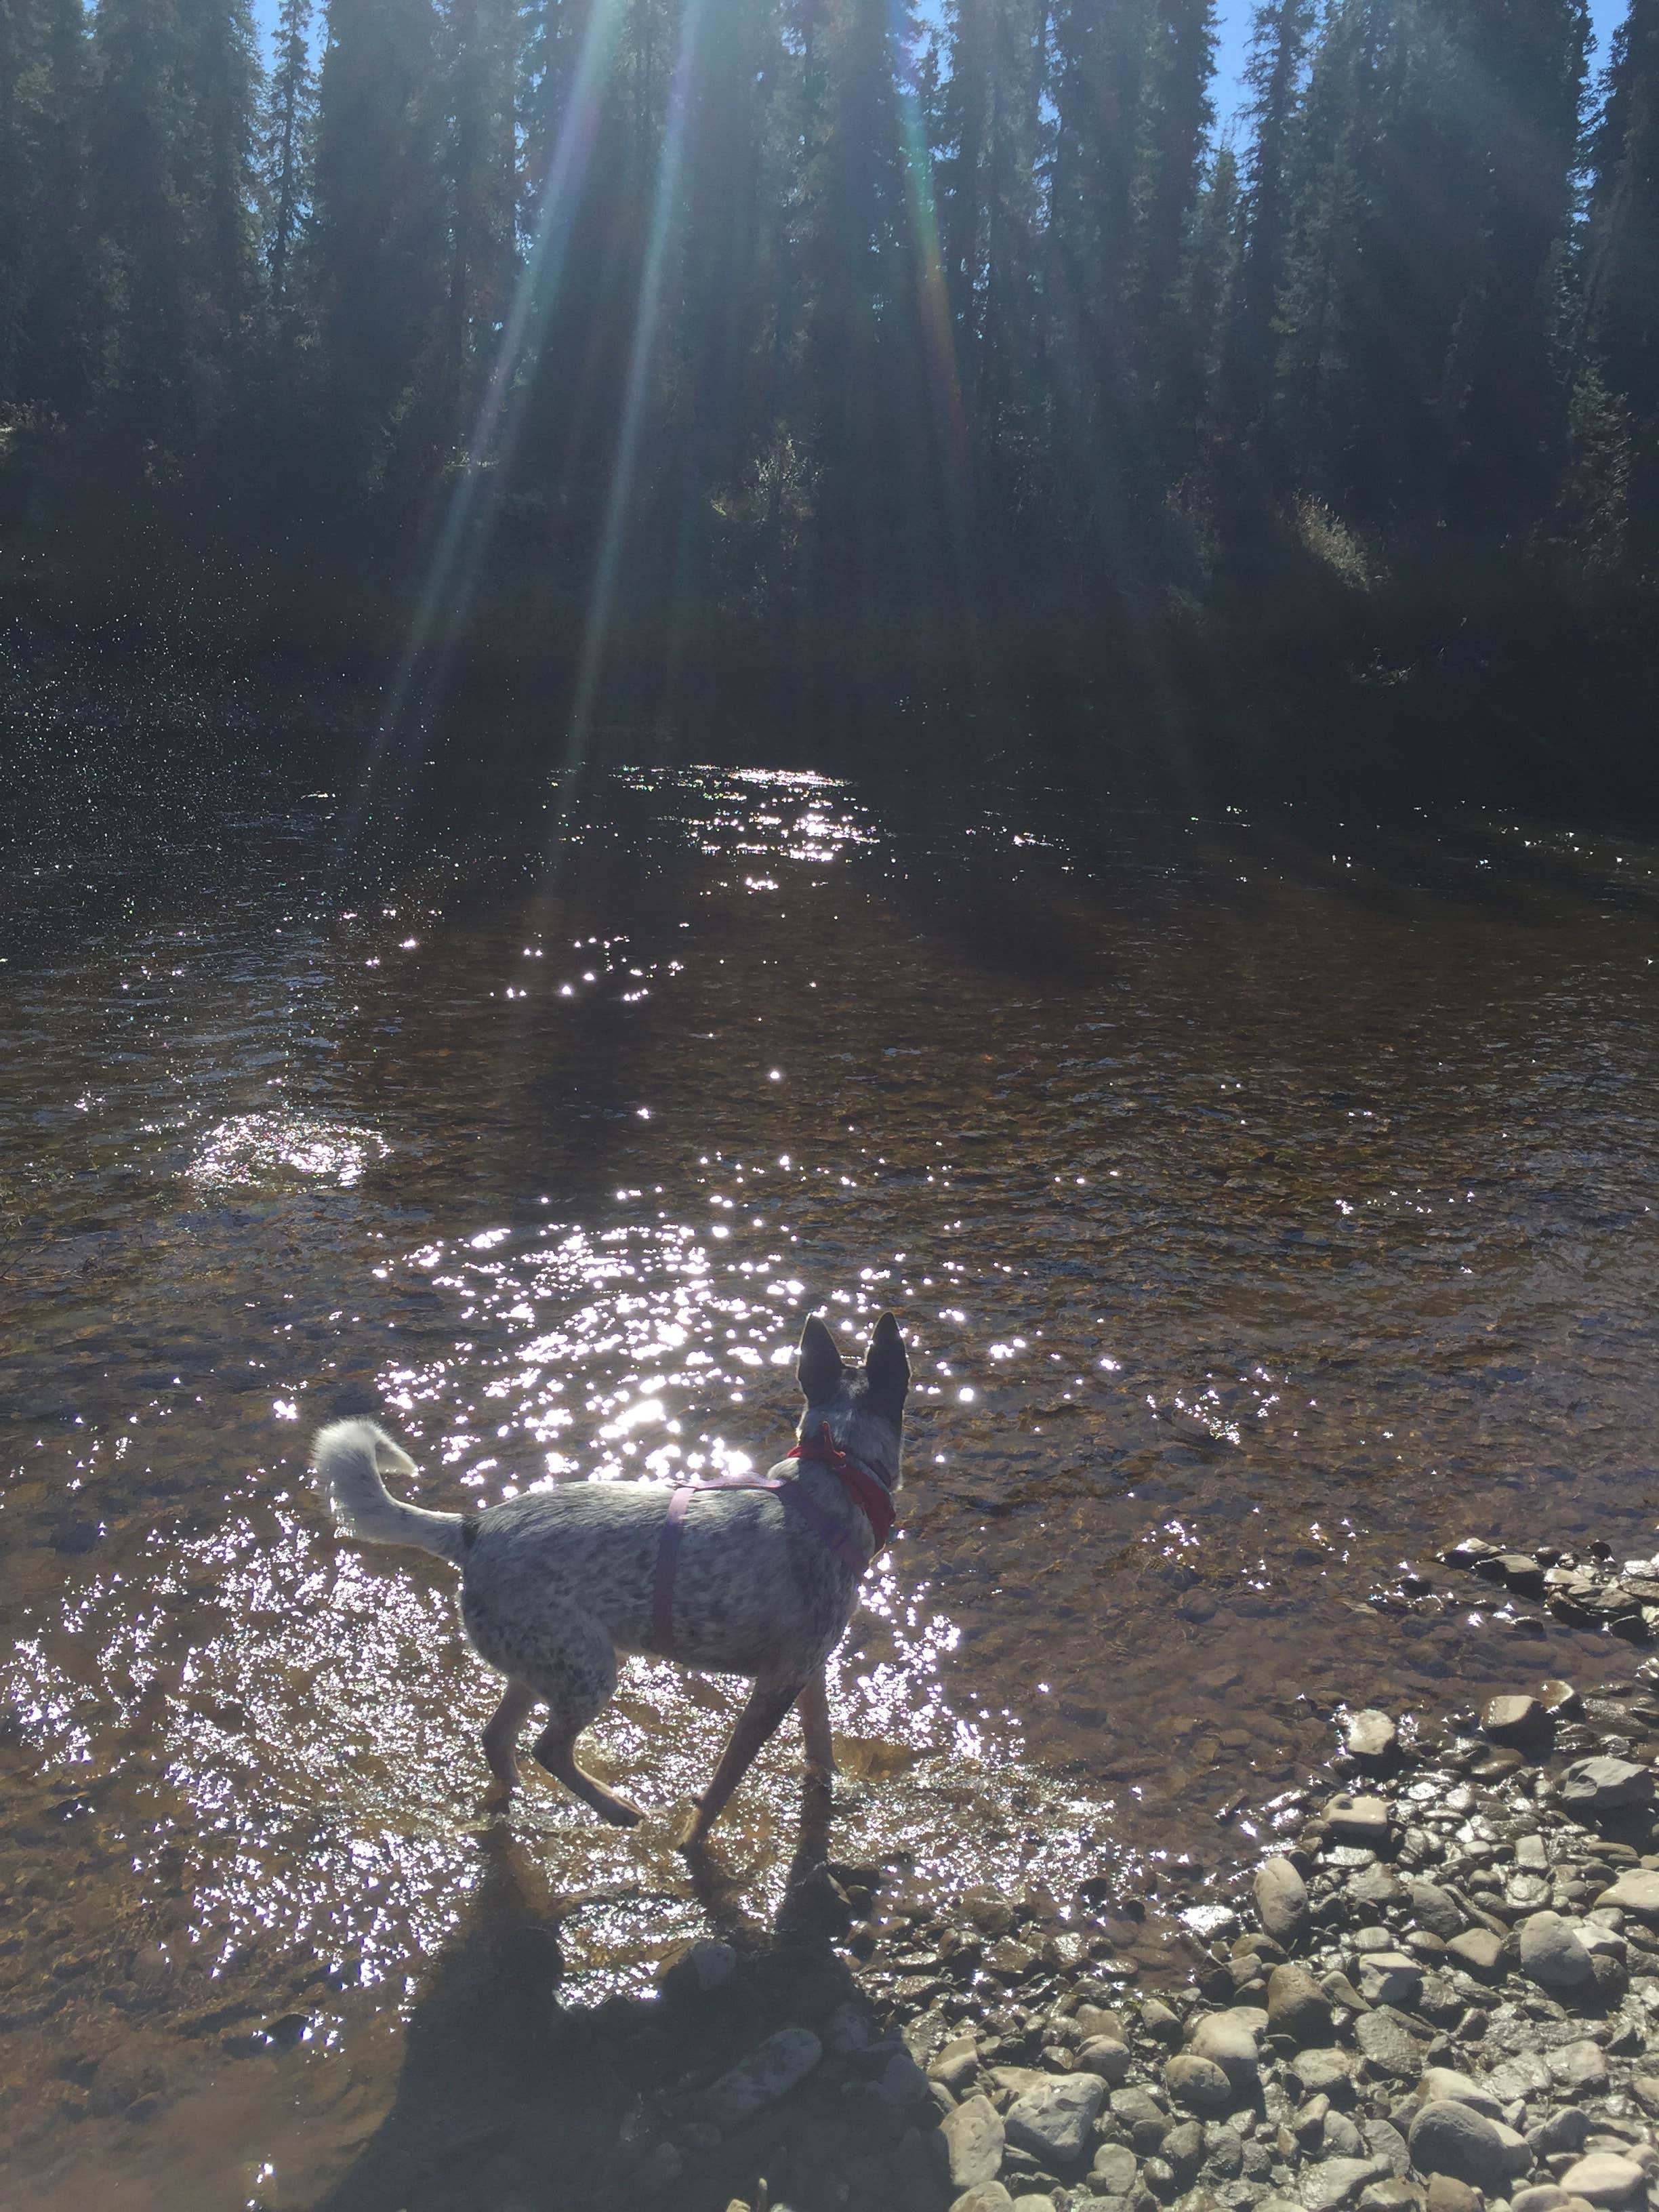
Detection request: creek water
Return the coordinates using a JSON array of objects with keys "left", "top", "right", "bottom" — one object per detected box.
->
[{"left": 3, "top": 747, "right": 1659, "bottom": 2207}]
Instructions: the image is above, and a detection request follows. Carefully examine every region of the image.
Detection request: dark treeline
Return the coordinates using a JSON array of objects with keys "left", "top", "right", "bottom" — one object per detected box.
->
[{"left": 5, "top": 0, "right": 1659, "bottom": 773}]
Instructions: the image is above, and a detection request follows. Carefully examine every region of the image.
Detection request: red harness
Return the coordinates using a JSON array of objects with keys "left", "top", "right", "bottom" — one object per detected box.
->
[{"left": 650, "top": 1422, "right": 895, "bottom": 1655}]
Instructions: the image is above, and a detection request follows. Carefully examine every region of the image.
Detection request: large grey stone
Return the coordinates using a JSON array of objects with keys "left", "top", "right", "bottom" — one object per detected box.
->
[
  {"left": 1484, "top": 2051, "right": 1552, "bottom": 2102},
  {"left": 1365, "top": 2117, "right": 1411, "bottom": 2178},
  {"left": 1343, "top": 1710, "right": 1399, "bottom": 1763},
  {"left": 1302, "top": 2158, "right": 1380, "bottom": 2210},
  {"left": 1186, "top": 2008, "right": 1263, "bottom": 2087},
  {"left": 1256, "top": 1856, "right": 1311, "bottom": 1944},
  {"left": 1518, "top": 1911, "right": 1596, "bottom": 1993},
  {"left": 1594, "top": 1868, "right": 1659, "bottom": 1921},
  {"left": 884, "top": 2049, "right": 931, "bottom": 2104},
  {"left": 706, "top": 2026, "right": 822, "bottom": 2125},
  {"left": 1325, "top": 1795, "right": 1392, "bottom": 1845},
  {"left": 1547, "top": 2039, "right": 1610, "bottom": 2095},
  {"left": 1558, "top": 2156, "right": 1647, "bottom": 2206},
  {"left": 1269, "top": 1963, "right": 1334, "bottom": 2046},
  {"left": 1003, "top": 2073, "right": 1107, "bottom": 2169},
  {"left": 1443, "top": 1927, "right": 1505, "bottom": 1978},
  {"left": 941, "top": 2095, "right": 1006, "bottom": 2190},
  {"left": 1111, "top": 2085, "right": 1172, "bottom": 2153},
  {"left": 1527, "top": 2106, "right": 1591, "bottom": 2159},
  {"left": 1090, "top": 2143, "right": 1139, "bottom": 2195},
  {"left": 930, "top": 2036, "right": 983, "bottom": 2093},
  {"left": 1164, "top": 2053, "right": 1233, "bottom": 2112},
  {"left": 1408, "top": 2100, "right": 1530, "bottom": 2192},
  {"left": 1557, "top": 1757, "right": 1654, "bottom": 1812},
  {"left": 1077, "top": 2036, "right": 1132, "bottom": 2083},
  {"left": 949, "top": 2186, "right": 1016, "bottom": 2212},
  {"left": 1407, "top": 1883, "right": 1467, "bottom": 1941},
  {"left": 1416, "top": 2069, "right": 1502, "bottom": 2120},
  {"left": 1357, "top": 1954, "right": 1422, "bottom": 2009},
  {"left": 1288, "top": 2049, "right": 1356, "bottom": 2102},
  {"left": 1483, "top": 1695, "right": 1544, "bottom": 1742},
  {"left": 1355, "top": 2007, "right": 1429, "bottom": 2082}
]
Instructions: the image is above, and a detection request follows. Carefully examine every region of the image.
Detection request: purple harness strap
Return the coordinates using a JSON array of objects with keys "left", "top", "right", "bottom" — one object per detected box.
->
[{"left": 651, "top": 1469, "right": 876, "bottom": 1656}]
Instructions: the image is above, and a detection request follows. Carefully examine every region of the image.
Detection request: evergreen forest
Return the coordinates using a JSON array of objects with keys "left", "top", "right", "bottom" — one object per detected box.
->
[{"left": 5, "top": 0, "right": 1659, "bottom": 785}]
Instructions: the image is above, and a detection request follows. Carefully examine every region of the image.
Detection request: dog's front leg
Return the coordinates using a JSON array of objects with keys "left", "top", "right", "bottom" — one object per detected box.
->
[
  {"left": 678, "top": 1671, "right": 808, "bottom": 1846},
  {"left": 798, "top": 1667, "right": 834, "bottom": 1780}
]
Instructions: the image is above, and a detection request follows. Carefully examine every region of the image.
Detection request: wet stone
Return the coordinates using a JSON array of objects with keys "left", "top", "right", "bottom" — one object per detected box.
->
[
  {"left": 1484, "top": 1696, "right": 1546, "bottom": 1744},
  {"left": 1494, "top": 1555, "right": 1548, "bottom": 1597}
]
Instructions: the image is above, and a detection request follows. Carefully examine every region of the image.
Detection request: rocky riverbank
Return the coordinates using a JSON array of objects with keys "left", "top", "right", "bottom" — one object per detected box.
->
[{"left": 587, "top": 1658, "right": 1659, "bottom": 2212}]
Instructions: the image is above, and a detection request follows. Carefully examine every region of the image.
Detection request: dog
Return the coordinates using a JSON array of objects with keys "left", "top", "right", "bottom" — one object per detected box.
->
[{"left": 312, "top": 1311, "right": 909, "bottom": 1843}]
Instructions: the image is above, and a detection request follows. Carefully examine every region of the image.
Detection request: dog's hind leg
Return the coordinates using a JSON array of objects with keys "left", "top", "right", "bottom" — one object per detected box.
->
[
  {"left": 680, "top": 1669, "right": 810, "bottom": 1846},
  {"left": 482, "top": 1678, "right": 535, "bottom": 1787},
  {"left": 798, "top": 1666, "right": 834, "bottom": 1780},
  {"left": 524, "top": 1610, "right": 643, "bottom": 1828}
]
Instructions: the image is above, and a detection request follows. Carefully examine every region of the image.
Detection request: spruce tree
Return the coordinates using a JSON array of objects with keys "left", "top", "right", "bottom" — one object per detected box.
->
[
  {"left": 310, "top": 0, "right": 445, "bottom": 493},
  {"left": 1581, "top": 0, "right": 1659, "bottom": 556},
  {"left": 1230, "top": 0, "right": 1315, "bottom": 458},
  {"left": 0, "top": 0, "right": 93, "bottom": 419},
  {"left": 263, "top": 0, "right": 315, "bottom": 312}
]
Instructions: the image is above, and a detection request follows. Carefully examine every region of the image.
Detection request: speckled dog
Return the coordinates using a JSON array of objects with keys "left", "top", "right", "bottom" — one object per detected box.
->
[{"left": 312, "top": 1313, "right": 909, "bottom": 1843}]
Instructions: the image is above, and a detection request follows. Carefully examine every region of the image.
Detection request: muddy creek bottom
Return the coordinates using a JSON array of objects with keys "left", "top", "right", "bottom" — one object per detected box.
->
[{"left": 3, "top": 744, "right": 1658, "bottom": 2208}]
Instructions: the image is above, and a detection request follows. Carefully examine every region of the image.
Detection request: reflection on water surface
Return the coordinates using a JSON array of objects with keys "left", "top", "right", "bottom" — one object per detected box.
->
[{"left": 3, "top": 760, "right": 1659, "bottom": 2206}]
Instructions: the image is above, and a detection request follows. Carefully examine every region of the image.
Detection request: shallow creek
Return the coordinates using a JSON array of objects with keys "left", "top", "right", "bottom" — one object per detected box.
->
[{"left": 3, "top": 758, "right": 1659, "bottom": 2207}]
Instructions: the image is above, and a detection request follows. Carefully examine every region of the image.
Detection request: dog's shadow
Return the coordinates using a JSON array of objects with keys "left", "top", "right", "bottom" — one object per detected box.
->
[{"left": 314, "top": 1777, "right": 855, "bottom": 2212}]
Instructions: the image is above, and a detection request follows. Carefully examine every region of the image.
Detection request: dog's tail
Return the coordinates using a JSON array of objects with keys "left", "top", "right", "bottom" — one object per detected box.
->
[{"left": 313, "top": 1418, "right": 470, "bottom": 1565}]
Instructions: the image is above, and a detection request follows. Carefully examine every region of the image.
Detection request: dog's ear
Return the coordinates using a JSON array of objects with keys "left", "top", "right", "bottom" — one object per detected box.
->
[
  {"left": 864, "top": 1311, "right": 909, "bottom": 1416},
  {"left": 798, "top": 1313, "right": 844, "bottom": 1404}
]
